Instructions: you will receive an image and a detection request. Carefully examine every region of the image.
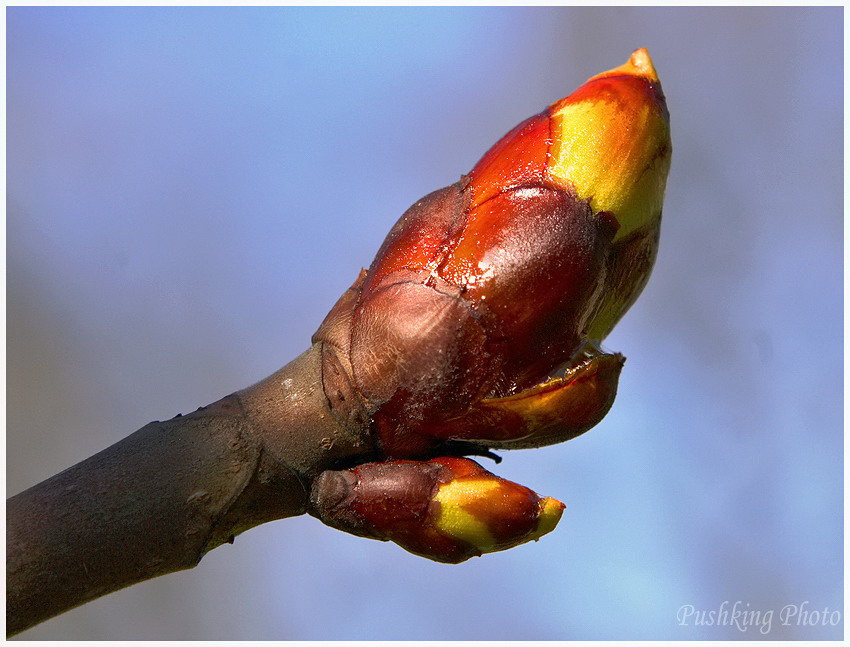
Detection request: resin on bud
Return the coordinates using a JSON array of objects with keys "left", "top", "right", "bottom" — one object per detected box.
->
[
  {"left": 314, "top": 48, "right": 671, "bottom": 456},
  {"left": 310, "top": 457, "right": 564, "bottom": 564}
]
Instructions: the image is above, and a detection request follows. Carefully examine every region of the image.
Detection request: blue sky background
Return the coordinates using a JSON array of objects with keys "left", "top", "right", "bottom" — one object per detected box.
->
[{"left": 7, "top": 7, "right": 843, "bottom": 640}]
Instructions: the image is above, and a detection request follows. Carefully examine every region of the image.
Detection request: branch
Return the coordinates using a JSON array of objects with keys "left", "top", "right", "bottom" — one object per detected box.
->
[{"left": 7, "top": 345, "right": 366, "bottom": 636}]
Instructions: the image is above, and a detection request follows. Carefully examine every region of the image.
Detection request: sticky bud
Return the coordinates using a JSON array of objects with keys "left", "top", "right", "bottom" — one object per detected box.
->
[
  {"left": 313, "top": 49, "right": 670, "bottom": 456},
  {"left": 310, "top": 457, "right": 564, "bottom": 564}
]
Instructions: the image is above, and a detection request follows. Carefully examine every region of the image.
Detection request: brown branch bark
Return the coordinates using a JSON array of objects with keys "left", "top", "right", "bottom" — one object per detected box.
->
[{"left": 6, "top": 344, "right": 370, "bottom": 637}]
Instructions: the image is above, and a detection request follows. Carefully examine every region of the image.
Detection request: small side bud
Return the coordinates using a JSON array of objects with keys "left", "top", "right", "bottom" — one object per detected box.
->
[{"left": 310, "top": 457, "right": 564, "bottom": 564}]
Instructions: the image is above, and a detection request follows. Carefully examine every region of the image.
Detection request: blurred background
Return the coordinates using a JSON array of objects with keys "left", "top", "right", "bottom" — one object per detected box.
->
[{"left": 7, "top": 7, "right": 842, "bottom": 640}]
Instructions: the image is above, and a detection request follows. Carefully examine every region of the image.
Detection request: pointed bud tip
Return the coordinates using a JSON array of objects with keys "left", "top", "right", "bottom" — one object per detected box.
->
[
  {"left": 629, "top": 48, "right": 659, "bottom": 80},
  {"left": 590, "top": 48, "right": 660, "bottom": 84},
  {"left": 547, "top": 48, "right": 670, "bottom": 243},
  {"left": 529, "top": 496, "right": 565, "bottom": 540}
]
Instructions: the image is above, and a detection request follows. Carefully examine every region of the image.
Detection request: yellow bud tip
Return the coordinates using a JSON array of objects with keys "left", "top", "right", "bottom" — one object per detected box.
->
[
  {"left": 592, "top": 48, "right": 659, "bottom": 83},
  {"left": 628, "top": 48, "right": 659, "bottom": 81},
  {"left": 548, "top": 48, "right": 671, "bottom": 242},
  {"left": 529, "top": 496, "right": 565, "bottom": 541}
]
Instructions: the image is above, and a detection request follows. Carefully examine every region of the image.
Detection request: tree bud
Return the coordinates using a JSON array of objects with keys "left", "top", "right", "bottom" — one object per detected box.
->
[
  {"left": 314, "top": 49, "right": 671, "bottom": 456},
  {"left": 310, "top": 457, "right": 564, "bottom": 564}
]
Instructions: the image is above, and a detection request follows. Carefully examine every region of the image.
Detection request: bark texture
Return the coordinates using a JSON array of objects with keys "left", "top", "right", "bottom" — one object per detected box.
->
[{"left": 6, "top": 344, "right": 370, "bottom": 637}]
